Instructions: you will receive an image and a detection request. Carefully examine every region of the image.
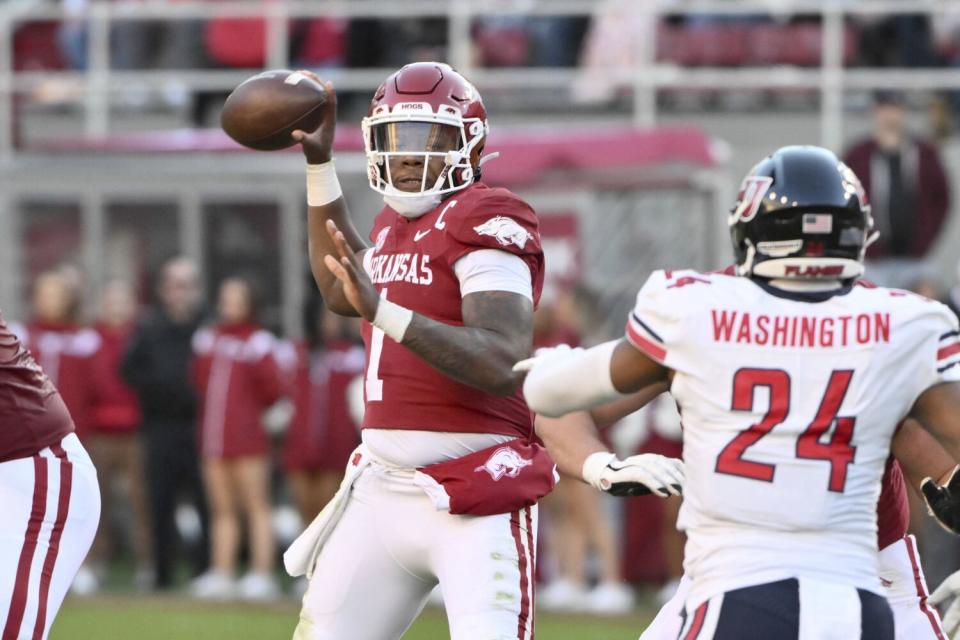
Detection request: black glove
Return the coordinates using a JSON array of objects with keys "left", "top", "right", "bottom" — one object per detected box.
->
[{"left": 921, "top": 465, "right": 960, "bottom": 535}]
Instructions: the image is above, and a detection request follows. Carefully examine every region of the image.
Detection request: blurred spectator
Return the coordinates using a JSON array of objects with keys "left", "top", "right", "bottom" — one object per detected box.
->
[
  {"left": 527, "top": 17, "right": 589, "bottom": 67},
  {"left": 282, "top": 298, "right": 363, "bottom": 526},
  {"left": 190, "top": 277, "right": 287, "bottom": 601},
  {"left": 572, "top": 0, "right": 655, "bottom": 104},
  {"left": 84, "top": 279, "right": 152, "bottom": 592},
  {"left": 854, "top": 14, "right": 937, "bottom": 67},
  {"left": 536, "top": 286, "right": 634, "bottom": 615},
  {"left": 122, "top": 256, "right": 209, "bottom": 590},
  {"left": 12, "top": 269, "right": 99, "bottom": 439},
  {"left": 843, "top": 91, "right": 951, "bottom": 289},
  {"left": 947, "top": 259, "right": 960, "bottom": 319}
]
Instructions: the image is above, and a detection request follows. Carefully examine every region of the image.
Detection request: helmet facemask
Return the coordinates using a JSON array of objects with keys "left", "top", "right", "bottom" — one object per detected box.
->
[{"left": 362, "top": 104, "right": 487, "bottom": 204}]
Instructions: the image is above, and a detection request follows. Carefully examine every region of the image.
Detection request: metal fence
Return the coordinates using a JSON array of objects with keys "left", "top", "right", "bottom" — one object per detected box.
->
[{"left": 3, "top": 0, "right": 960, "bottom": 159}]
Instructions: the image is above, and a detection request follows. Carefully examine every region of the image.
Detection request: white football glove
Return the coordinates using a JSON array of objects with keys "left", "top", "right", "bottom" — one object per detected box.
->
[
  {"left": 582, "top": 451, "right": 684, "bottom": 498},
  {"left": 512, "top": 344, "right": 578, "bottom": 374},
  {"left": 929, "top": 569, "right": 960, "bottom": 637}
]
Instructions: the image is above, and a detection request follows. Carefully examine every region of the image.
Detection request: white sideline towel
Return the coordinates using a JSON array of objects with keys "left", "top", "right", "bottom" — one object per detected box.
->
[{"left": 283, "top": 445, "right": 371, "bottom": 578}]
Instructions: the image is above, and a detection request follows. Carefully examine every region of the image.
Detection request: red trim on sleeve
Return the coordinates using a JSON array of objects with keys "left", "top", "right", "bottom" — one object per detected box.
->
[
  {"left": 937, "top": 342, "right": 960, "bottom": 361},
  {"left": 625, "top": 322, "right": 667, "bottom": 362}
]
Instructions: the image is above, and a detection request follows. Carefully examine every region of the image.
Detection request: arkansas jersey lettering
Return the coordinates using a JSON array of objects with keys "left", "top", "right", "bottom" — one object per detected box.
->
[
  {"left": 368, "top": 252, "right": 434, "bottom": 286},
  {"left": 711, "top": 310, "right": 890, "bottom": 347}
]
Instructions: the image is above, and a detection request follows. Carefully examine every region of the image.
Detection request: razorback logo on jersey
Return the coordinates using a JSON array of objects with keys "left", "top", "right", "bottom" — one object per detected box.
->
[
  {"left": 374, "top": 226, "right": 391, "bottom": 251},
  {"left": 473, "top": 216, "right": 533, "bottom": 249},
  {"left": 732, "top": 175, "right": 774, "bottom": 223},
  {"left": 475, "top": 446, "right": 533, "bottom": 481}
]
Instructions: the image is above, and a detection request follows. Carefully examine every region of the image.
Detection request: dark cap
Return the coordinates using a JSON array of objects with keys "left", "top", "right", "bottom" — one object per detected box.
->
[{"left": 873, "top": 89, "right": 905, "bottom": 107}]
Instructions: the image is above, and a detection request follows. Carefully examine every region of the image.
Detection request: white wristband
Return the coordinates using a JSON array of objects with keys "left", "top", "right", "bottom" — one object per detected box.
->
[
  {"left": 373, "top": 298, "right": 413, "bottom": 343},
  {"left": 582, "top": 451, "right": 617, "bottom": 491},
  {"left": 306, "top": 161, "right": 343, "bottom": 206}
]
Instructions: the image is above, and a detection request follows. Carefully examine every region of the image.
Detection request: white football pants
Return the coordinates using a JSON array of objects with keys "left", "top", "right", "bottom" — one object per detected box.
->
[
  {"left": 640, "top": 534, "right": 945, "bottom": 640},
  {"left": 0, "top": 433, "right": 100, "bottom": 640},
  {"left": 294, "top": 461, "right": 537, "bottom": 640}
]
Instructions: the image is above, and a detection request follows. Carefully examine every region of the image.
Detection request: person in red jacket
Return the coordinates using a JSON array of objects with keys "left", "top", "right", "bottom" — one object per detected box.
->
[
  {"left": 12, "top": 270, "right": 99, "bottom": 439},
  {"left": 842, "top": 90, "right": 951, "bottom": 289},
  {"left": 282, "top": 299, "right": 364, "bottom": 525},
  {"left": 85, "top": 279, "right": 152, "bottom": 591},
  {"left": 190, "top": 277, "right": 287, "bottom": 601}
]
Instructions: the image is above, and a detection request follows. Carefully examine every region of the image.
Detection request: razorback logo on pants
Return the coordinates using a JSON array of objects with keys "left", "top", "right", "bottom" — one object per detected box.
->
[{"left": 475, "top": 446, "right": 533, "bottom": 481}]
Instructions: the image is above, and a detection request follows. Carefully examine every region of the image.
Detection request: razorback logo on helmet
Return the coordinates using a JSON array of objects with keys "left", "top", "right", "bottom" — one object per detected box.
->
[
  {"left": 473, "top": 216, "right": 533, "bottom": 249},
  {"left": 784, "top": 264, "right": 845, "bottom": 277},
  {"left": 732, "top": 175, "right": 774, "bottom": 223},
  {"left": 475, "top": 446, "right": 533, "bottom": 481}
]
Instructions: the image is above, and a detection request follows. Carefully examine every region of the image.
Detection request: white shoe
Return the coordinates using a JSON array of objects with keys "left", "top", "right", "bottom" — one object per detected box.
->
[
  {"left": 70, "top": 565, "right": 100, "bottom": 596},
  {"left": 237, "top": 572, "right": 280, "bottom": 601},
  {"left": 586, "top": 581, "right": 635, "bottom": 615},
  {"left": 190, "top": 570, "right": 236, "bottom": 600},
  {"left": 537, "top": 578, "right": 589, "bottom": 612}
]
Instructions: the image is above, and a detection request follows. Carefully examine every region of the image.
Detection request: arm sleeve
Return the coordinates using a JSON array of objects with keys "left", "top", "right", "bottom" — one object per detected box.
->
[
  {"left": 445, "top": 191, "right": 545, "bottom": 305},
  {"left": 453, "top": 249, "right": 533, "bottom": 301},
  {"left": 624, "top": 270, "right": 699, "bottom": 375},
  {"left": 934, "top": 307, "right": 960, "bottom": 384}
]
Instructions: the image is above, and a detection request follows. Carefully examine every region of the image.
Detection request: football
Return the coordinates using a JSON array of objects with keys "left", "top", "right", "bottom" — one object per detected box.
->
[{"left": 221, "top": 69, "right": 328, "bottom": 151}]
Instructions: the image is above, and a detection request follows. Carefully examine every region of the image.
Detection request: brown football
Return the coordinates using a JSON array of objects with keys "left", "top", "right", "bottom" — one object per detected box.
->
[{"left": 221, "top": 69, "right": 328, "bottom": 151}]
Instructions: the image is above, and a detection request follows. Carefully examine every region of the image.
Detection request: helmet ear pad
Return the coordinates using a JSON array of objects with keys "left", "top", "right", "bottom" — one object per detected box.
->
[{"left": 467, "top": 138, "right": 485, "bottom": 182}]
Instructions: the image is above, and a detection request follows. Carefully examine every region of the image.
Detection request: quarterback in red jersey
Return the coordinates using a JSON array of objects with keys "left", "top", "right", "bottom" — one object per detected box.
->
[
  {"left": 0, "top": 309, "right": 99, "bottom": 639},
  {"left": 282, "top": 63, "right": 677, "bottom": 640}
]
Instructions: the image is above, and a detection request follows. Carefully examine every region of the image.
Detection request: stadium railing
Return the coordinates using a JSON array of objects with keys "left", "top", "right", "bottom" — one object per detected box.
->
[{"left": 3, "top": 0, "right": 960, "bottom": 159}]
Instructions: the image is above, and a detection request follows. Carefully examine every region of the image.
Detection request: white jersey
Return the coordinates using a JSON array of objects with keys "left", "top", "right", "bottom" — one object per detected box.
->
[{"left": 625, "top": 269, "right": 960, "bottom": 610}]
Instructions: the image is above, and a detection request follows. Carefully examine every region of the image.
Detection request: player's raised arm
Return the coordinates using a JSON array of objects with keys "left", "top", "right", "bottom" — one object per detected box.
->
[{"left": 291, "top": 73, "right": 368, "bottom": 317}]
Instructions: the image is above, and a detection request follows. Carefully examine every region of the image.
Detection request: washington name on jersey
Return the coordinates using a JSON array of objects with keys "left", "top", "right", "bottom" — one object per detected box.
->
[
  {"left": 710, "top": 309, "right": 890, "bottom": 348},
  {"left": 625, "top": 269, "right": 960, "bottom": 611}
]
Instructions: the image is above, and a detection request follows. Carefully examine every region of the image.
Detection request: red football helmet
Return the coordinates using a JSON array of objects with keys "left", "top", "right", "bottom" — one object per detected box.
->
[{"left": 361, "top": 62, "right": 489, "bottom": 198}]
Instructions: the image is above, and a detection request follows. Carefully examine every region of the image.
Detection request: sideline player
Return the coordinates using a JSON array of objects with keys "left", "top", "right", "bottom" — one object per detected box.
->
[
  {"left": 519, "top": 146, "right": 960, "bottom": 638},
  {"left": 284, "top": 62, "right": 681, "bottom": 639},
  {"left": 0, "top": 309, "right": 100, "bottom": 638}
]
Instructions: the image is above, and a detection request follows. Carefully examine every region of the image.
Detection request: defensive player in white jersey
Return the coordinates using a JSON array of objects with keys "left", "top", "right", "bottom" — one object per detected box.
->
[
  {"left": 281, "top": 63, "right": 681, "bottom": 640},
  {"left": 518, "top": 146, "right": 960, "bottom": 639}
]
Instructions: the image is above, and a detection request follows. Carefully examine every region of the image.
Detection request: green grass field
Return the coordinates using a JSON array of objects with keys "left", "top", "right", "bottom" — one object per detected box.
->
[{"left": 50, "top": 596, "right": 656, "bottom": 640}]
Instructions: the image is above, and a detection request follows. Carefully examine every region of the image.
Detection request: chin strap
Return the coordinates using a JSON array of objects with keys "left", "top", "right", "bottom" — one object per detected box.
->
[{"left": 478, "top": 152, "right": 500, "bottom": 168}]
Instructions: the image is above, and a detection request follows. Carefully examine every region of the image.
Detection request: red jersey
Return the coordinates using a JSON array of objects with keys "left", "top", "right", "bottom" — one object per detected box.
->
[
  {"left": 12, "top": 321, "right": 99, "bottom": 436},
  {"left": 89, "top": 322, "right": 142, "bottom": 433},
  {"left": 0, "top": 313, "right": 75, "bottom": 462},
  {"left": 877, "top": 456, "right": 910, "bottom": 550},
  {"left": 192, "top": 323, "right": 287, "bottom": 458},
  {"left": 282, "top": 339, "right": 364, "bottom": 472},
  {"left": 360, "top": 182, "right": 544, "bottom": 437}
]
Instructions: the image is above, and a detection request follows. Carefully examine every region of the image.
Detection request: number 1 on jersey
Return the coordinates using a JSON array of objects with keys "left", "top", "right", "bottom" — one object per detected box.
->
[
  {"left": 716, "top": 368, "right": 857, "bottom": 492},
  {"left": 366, "top": 289, "right": 387, "bottom": 402}
]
